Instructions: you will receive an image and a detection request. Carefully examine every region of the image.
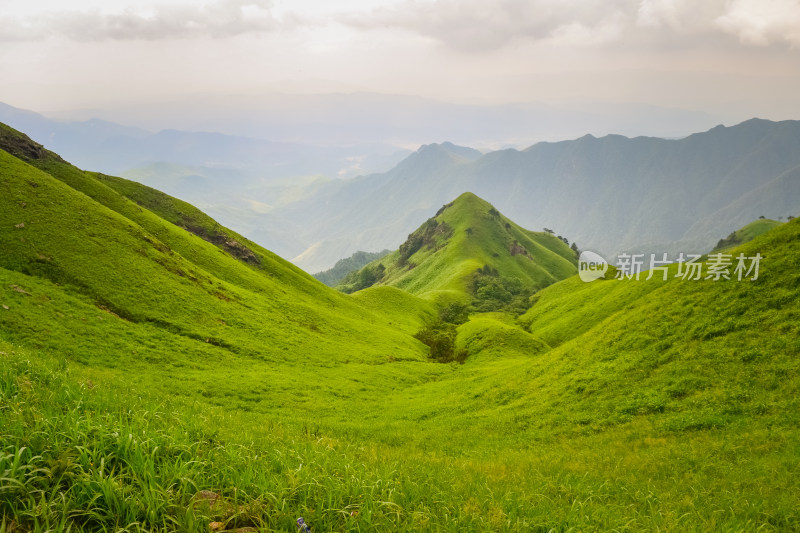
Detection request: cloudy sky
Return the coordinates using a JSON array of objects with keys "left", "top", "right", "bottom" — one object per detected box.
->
[{"left": 1, "top": 0, "right": 799, "bottom": 120}]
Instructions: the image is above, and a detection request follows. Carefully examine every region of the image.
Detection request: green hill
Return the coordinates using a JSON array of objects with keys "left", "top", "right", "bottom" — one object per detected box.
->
[
  {"left": 338, "top": 192, "right": 578, "bottom": 307},
  {"left": 514, "top": 216, "right": 799, "bottom": 441},
  {"left": 0, "top": 123, "right": 434, "bottom": 374},
  {"left": 2, "top": 122, "right": 800, "bottom": 531},
  {"left": 712, "top": 217, "right": 785, "bottom": 252}
]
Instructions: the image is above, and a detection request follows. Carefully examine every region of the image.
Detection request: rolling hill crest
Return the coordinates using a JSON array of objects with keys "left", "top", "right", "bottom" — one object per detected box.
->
[{"left": 338, "top": 192, "right": 578, "bottom": 309}]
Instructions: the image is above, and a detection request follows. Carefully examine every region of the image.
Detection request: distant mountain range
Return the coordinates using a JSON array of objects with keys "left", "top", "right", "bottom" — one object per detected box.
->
[
  {"left": 0, "top": 100, "right": 411, "bottom": 184},
  {"left": 269, "top": 118, "right": 800, "bottom": 272},
  {"left": 3, "top": 101, "right": 798, "bottom": 275},
  {"left": 47, "top": 93, "right": 724, "bottom": 149}
]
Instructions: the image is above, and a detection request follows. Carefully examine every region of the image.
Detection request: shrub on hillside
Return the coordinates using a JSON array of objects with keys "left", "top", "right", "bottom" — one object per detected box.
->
[
  {"left": 439, "top": 302, "right": 470, "bottom": 325},
  {"left": 398, "top": 219, "right": 454, "bottom": 265},
  {"left": 338, "top": 263, "right": 386, "bottom": 293},
  {"left": 415, "top": 321, "right": 467, "bottom": 363},
  {"left": 470, "top": 267, "right": 532, "bottom": 315}
]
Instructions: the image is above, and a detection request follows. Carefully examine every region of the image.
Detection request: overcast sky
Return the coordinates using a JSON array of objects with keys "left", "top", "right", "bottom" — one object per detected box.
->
[{"left": 1, "top": 0, "right": 799, "bottom": 120}]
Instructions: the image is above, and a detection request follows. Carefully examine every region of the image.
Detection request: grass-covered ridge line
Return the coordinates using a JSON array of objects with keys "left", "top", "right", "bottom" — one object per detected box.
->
[
  {"left": 0, "top": 124, "right": 320, "bottom": 294},
  {"left": 95, "top": 173, "right": 264, "bottom": 267}
]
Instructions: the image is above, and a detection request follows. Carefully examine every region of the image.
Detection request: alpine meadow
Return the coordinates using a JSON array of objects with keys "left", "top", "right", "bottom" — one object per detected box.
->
[{"left": 2, "top": 110, "right": 800, "bottom": 533}]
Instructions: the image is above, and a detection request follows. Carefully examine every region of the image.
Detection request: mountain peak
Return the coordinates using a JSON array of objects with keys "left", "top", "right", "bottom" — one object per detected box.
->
[
  {"left": 452, "top": 190, "right": 482, "bottom": 203},
  {"left": 442, "top": 190, "right": 482, "bottom": 205},
  {"left": 415, "top": 142, "right": 482, "bottom": 161},
  {"left": 434, "top": 191, "right": 492, "bottom": 219},
  {"left": 338, "top": 191, "right": 578, "bottom": 303}
]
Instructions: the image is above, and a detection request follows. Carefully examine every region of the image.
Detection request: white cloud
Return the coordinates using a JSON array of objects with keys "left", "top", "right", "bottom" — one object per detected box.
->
[
  {"left": 0, "top": 0, "right": 293, "bottom": 42},
  {"left": 337, "top": 0, "right": 800, "bottom": 52},
  {"left": 715, "top": 0, "right": 800, "bottom": 46},
  {"left": 637, "top": 0, "right": 697, "bottom": 30},
  {"left": 1, "top": 0, "right": 798, "bottom": 117},
  {"left": 339, "top": 0, "right": 639, "bottom": 52},
  {"left": 548, "top": 11, "right": 628, "bottom": 46},
  {"left": 6, "top": 0, "right": 800, "bottom": 50}
]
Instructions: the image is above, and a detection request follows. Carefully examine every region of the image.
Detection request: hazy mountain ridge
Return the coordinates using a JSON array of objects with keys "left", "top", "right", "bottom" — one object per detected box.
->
[
  {"left": 267, "top": 141, "right": 485, "bottom": 271},
  {"left": 313, "top": 249, "right": 391, "bottom": 287},
  {"left": 49, "top": 93, "right": 723, "bottom": 148},
  {"left": 7, "top": 100, "right": 782, "bottom": 274},
  {"left": 0, "top": 101, "right": 412, "bottom": 192},
  {"left": 281, "top": 118, "right": 800, "bottom": 271},
  {"left": 5, "top": 102, "right": 797, "bottom": 274}
]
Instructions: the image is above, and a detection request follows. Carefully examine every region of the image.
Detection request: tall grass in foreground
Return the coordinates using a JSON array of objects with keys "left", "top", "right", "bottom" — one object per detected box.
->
[
  {"left": 0, "top": 349, "right": 544, "bottom": 532},
  {"left": 3, "top": 346, "right": 799, "bottom": 532}
]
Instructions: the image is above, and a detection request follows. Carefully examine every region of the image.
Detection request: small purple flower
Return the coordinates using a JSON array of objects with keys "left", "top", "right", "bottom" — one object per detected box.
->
[{"left": 297, "top": 517, "right": 311, "bottom": 532}]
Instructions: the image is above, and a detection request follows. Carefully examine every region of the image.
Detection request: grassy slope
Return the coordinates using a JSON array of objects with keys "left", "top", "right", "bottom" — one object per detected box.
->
[
  {"left": 6, "top": 130, "right": 324, "bottom": 298},
  {"left": 0, "top": 150, "right": 428, "bottom": 362},
  {"left": 381, "top": 210, "right": 798, "bottom": 442},
  {"left": 2, "top": 123, "right": 800, "bottom": 531},
  {"left": 341, "top": 192, "right": 577, "bottom": 302},
  {"left": 512, "top": 223, "right": 799, "bottom": 433},
  {"left": 373, "top": 219, "right": 800, "bottom": 528},
  {"left": 0, "top": 129, "right": 440, "bottom": 426},
  {"left": 712, "top": 218, "right": 784, "bottom": 252},
  {"left": 332, "top": 217, "right": 800, "bottom": 528}
]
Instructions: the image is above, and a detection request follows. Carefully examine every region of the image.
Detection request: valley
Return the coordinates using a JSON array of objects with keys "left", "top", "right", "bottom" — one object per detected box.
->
[{"left": 1, "top": 121, "right": 799, "bottom": 531}]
